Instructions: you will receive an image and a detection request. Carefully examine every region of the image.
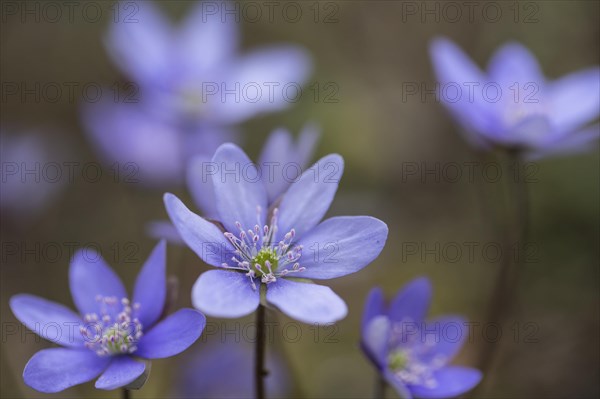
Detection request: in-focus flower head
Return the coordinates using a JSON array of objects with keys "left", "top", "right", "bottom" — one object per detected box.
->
[
  {"left": 149, "top": 123, "right": 320, "bottom": 243},
  {"left": 361, "top": 278, "right": 482, "bottom": 398},
  {"left": 165, "top": 143, "right": 388, "bottom": 324},
  {"left": 10, "top": 241, "right": 205, "bottom": 393},
  {"left": 430, "top": 37, "right": 599, "bottom": 158}
]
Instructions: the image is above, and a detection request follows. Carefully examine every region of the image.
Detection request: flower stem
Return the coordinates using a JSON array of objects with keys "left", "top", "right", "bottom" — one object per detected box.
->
[
  {"left": 374, "top": 373, "right": 386, "bottom": 398},
  {"left": 255, "top": 303, "right": 267, "bottom": 399},
  {"left": 121, "top": 388, "right": 131, "bottom": 399},
  {"left": 476, "top": 150, "right": 530, "bottom": 390}
]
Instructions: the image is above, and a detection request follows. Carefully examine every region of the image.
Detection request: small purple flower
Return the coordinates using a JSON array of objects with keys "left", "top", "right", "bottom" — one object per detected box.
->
[
  {"left": 148, "top": 123, "right": 320, "bottom": 243},
  {"left": 361, "top": 278, "right": 482, "bottom": 398},
  {"left": 430, "top": 37, "right": 599, "bottom": 158},
  {"left": 81, "top": 102, "right": 236, "bottom": 187},
  {"left": 81, "top": 1, "right": 312, "bottom": 187},
  {"left": 164, "top": 143, "right": 388, "bottom": 324},
  {"left": 174, "top": 342, "right": 292, "bottom": 398},
  {"left": 1, "top": 129, "right": 67, "bottom": 223},
  {"left": 9, "top": 241, "right": 205, "bottom": 393}
]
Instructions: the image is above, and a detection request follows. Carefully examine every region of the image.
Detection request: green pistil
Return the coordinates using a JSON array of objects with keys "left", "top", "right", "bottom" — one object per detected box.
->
[
  {"left": 388, "top": 349, "right": 409, "bottom": 371},
  {"left": 251, "top": 248, "right": 279, "bottom": 276},
  {"left": 104, "top": 326, "right": 130, "bottom": 354}
]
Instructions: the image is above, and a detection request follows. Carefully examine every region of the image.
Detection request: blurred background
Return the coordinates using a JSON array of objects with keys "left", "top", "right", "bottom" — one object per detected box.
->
[{"left": 1, "top": 1, "right": 599, "bottom": 398}]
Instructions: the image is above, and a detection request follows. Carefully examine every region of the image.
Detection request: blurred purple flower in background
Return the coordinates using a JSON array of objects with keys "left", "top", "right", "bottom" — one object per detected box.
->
[
  {"left": 361, "top": 278, "right": 482, "bottom": 399},
  {"left": 81, "top": 101, "right": 236, "bottom": 187},
  {"left": 174, "top": 342, "right": 292, "bottom": 398},
  {"left": 81, "top": 1, "right": 312, "bottom": 187},
  {"left": 0, "top": 129, "right": 67, "bottom": 226},
  {"left": 164, "top": 143, "right": 388, "bottom": 324},
  {"left": 148, "top": 123, "right": 320, "bottom": 243},
  {"left": 10, "top": 241, "right": 205, "bottom": 393},
  {"left": 430, "top": 37, "right": 599, "bottom": 158}
]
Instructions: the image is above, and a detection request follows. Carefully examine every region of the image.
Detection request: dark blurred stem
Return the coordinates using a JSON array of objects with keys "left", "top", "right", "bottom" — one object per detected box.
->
[
  {"left": 476, "top": 150, "right": 529, "bottom": 389},
  {"left": 255, "top": 303, "right": 267, "bottom": 399},
  {"left": 121, "top": 388, "right": 130, "bottom": 399},
  {"left": 374, "top": 373, "right": 386, "bottom": 398}
]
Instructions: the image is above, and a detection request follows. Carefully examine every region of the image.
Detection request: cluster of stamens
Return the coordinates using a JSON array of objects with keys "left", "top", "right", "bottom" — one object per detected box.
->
[
  {"left": 503, "top": 97, "right": 546, "bottom": 127},
  {"left": 387, "top": 320, "right": 447, "bottom": 389},
  {"left": 222, "top": 207, "right": 305, "bottom": 290},
  {"left": 80, "top": 296, "right": 143, "bottom": 357}
]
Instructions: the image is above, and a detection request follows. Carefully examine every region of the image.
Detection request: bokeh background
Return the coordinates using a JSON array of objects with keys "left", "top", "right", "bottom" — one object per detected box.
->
[{"left": 1, "top": 1, "right": 599, "bottom": 398}]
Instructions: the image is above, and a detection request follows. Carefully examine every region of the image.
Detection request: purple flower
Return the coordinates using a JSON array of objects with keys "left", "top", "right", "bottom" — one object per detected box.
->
[
  {"left": 1, "top": 129, "right": 67, "bottom": 223},
  {"left": 81, "top": 102, "right": 236, "bottom": 187},
  {"left": 430, "top": 37, "right": 599, "bottom": 158},
  {"left": 174, "top": 342, "right": 292, "bottom": 398},
  {"left": 105, "top": 1, "right": 311, "bottom": 125},
  {"left": 9, "top": 241, "right": 205, "bottom": 393},
  {"left": 361, "top": 278, "right": 482, "bottom": 398},
  {"left": 164, "top": 143, "right": 388, "bottom": 324},
  {"left": 148, "top": 123, "right": 320, "bottom": 243},
  {"left": 81, "top": 1, "right": 312, "bottom": 187}
]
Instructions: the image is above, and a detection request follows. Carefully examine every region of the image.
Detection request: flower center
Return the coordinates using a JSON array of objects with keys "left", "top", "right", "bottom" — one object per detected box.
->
[
  {"left": 251, "top": 248, "right": 279, "bottom": 277},
  {"left": 80, "top": 296, "right": 143, "bottom": 357},
  {"left": 387, "top": 347, "right": 440, "bottom": 389},
  {"left": 503, "top": 99, "right": 546, "bottom": 129},
  {"left": 386, "top": 321, "right": 450, "bottom": 389},
  {"left": 388, "top": 349, "right": 409, "bottom": 371},
  {"left": 222, "top": 207, "right": 305, "bottom": 289},
  {"left": 178, "top": 85, "right": 210, "bottom": 119}
]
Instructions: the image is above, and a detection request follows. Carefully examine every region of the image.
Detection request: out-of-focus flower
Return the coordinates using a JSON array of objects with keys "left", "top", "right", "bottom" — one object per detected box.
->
[
  {"left": 361, "top": 278, "right": 482, "bottom": 399},
  {"left": 0, "top": 130, "right": 67, "bottom": 223},
  {"left": 174, "top": 341, "right": 291, "bottom": 398},
  {"left": 10, "top": 241, "right": 205, "bottom": 393},
  {"left": 81, "top": 1, "right": 312, "bottom": 187},
  {"left": 164, "top": 143, "right": 388, "bottom": 324},
  {"left": 148, "top": 123, "right": 320, "bottom": 243},
  {"left": 430, "top": 37, "right": 599, "bottom": 158},
  {"left": 81, "top": 102, "right": 236, "bottom": 187}
]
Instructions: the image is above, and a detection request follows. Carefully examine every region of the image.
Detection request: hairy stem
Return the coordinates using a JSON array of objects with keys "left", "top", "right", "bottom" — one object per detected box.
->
[
  {"left": 476, "top": 150, "right": 530, "bottom": 391},
  {"left": 374, "top": 373, "right": 386, "bottom": 398},
  {"left": 255, "top": 303, "right": 267, "bottom": 399}
]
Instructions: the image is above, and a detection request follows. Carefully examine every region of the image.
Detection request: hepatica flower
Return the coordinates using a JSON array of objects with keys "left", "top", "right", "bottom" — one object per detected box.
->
[
  {"left": 149, "top": 123, "right": 320, "bottom": 243},
  {"left": 175, "top": 342, "right": 291, "bottom": 398},
  {"left": 361, "top": 278, "right": 482, "bottom": 398},
  {"left": 9, "top": 241, "right": 205, "bottom": 393},
  {"left": 165, "top": 143, "right": 388, "bottom": 324},
  {"left": 82, "top": 1, "right": 311, "bottom": 186},
  {"left": 0, "top": 129, "right": 66, "bottom": 224},
  {"left": 430, "top": 37, "right": 599, "bottom": 158},
  {"left": 106, "top": 0, "right": 311, "bottom": 124},
  {"left": 81, "top": 100, "right": 236, "bottom": 187}
]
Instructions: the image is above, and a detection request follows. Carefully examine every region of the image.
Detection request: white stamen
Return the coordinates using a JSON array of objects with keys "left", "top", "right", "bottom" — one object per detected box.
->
[
  {"left": 222, "top": 206, "right": 305, "bottom": 290},
  {"left": 82, "top": 296, "right": 143, "bottom": 358}
]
